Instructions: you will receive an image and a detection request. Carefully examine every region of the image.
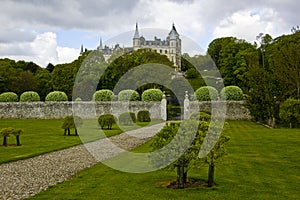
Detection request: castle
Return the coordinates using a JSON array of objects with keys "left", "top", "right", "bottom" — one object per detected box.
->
[{"left": 83, "top": 23, "right": 182, "bottom": 71}]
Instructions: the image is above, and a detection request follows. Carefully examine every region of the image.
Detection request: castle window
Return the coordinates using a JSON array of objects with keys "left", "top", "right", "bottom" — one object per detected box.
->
[
  {"left": 160, "top": 49, "right": 162, "bottom": 53},
  {"left": 165, "top": 50, "right": 168, "bottom": 54}
]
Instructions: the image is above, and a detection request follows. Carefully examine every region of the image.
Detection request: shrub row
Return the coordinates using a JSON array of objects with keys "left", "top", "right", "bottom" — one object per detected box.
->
[
  {"left": 195, "top": 86, "right": 244, "bottom": 101},
  {"left": 97, "top": 110, "right": 151, "bottom": 129}
]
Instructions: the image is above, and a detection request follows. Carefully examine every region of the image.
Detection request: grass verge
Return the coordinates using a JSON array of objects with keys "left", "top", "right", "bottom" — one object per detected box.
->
[{"left": 30, "top": 121, "right": 300, "bottom": 199}]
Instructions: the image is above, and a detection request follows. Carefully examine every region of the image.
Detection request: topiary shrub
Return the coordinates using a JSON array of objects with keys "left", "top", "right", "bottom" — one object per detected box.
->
[
  {"left": 142, "top": 89, "right": 163, "bottom": 101},
  {"left": 19, "top": 91, "right": 40, "bottom": 102},
  {"left": 137, "top": 110, "right": 151, "bottom": 122},
  {"left": 98, "top": 114, "right": 116, "bottom": 129},
  {"left": 75, "top": 97, "right": 82, "bottom": 101},
  {"left": 279, "top": 98, "right": 300, "bottom": 128},
  {"left": 61, "top": 115, "right": 83, "bottom": 135},
  {"left": 195, "top": 86, "right": 218, "bottom": 101},
  {"left": 118, "top": 90, "right": 140, "bottom": 101},
  {"left": 45, "top": 91, "right": 68, "bottom": 101},
  {"left": 0, "top": 92, "right": 18, "bottom": 102},
  {"left": 93, "top": 90, "right": 114, "bottom": 101},
  {"left": 119, "top": 112, "right": 136, "bottom": 125},
  {"left": 220, "top": 86, "right": 243, "bottom": 101}
]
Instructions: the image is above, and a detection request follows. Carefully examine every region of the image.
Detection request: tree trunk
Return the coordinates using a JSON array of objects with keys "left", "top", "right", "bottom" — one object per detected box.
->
[
  {"left": 67, "top": 128, "right": 70, "bottom": 136},
  {"left": 177, "top": 164, "right": 186, "bottom": 189},
  {"left": 75, "top": 128, "right": 78, "bottom": 136},
  {"left": 3, "top": 136, "right": 7, "bottom": 146},
  {"left": 64, "top": 129, "right": 67, "bottom": 135},
  {"left": 16, "top": 135, "right": 21, "bottom": 146},
  {"left": 208, "top": 163, "right": 215, "bottom": 187}
]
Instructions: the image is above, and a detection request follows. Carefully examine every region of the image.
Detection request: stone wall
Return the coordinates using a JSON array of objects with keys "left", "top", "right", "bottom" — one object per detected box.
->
[
  {"left": 186, "top": 101, "right": 251, "bottom": 120},
  {"left": 0, "top": 101, "right": 251, "bottom": 120},
  {"left": 0, "top": 102, "right": 163, "bottom": 119}
]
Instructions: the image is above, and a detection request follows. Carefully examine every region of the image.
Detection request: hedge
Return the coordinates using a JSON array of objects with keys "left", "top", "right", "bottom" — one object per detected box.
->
[
  {"left": 142, "top": 89, "right": 163, "bottom": 102},
  {"left": 119, "top": 112, "right": 136, "bottom": 125},
  {"left": 45, "top": 91, "right": 68, "bottom": 101},
  {"left": 118, "top": 90, "right": 140, "bottom": 101},
  {"left": 137, "top": 110, "right": 151, "bottom": 122},
  {"left": 0, "top": 92, "right": 18, "bottom": 102},
  {"left": 19, "top": 91, "right": 40, "bottom": 102},
  {"left": 93, "top": 90, "right": 114, "bottom": 101},
  {"left": 220, "top": 86, "right": 243, "bottom": 100},
  {"left": 195, "top": 86, "right": 218, "bottom": 101}
]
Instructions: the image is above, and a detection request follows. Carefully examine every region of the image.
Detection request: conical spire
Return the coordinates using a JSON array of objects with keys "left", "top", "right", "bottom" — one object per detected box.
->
[
  {"left": 169, "top": 23, "right": 179, "bottom": 39},
  {"left": 80, "top": 44, "right": 84, "bottom": 54},
  {"left": 133, "top": 22, "right": 140, "bottom": 39},
  {"left": 99, "top": 37, "right": 103, "bottom": 49}
]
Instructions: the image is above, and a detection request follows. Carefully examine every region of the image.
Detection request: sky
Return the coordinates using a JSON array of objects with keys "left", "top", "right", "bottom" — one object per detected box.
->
[{"left": 0, "top": 0, "right": 298, "bottom": 67}]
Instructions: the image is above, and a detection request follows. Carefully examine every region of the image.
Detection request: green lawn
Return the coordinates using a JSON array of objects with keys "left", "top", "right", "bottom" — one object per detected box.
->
[
  {"left": 0, "top": 119, "right": 153, "bottom": 164},
  {"left": 30, "top": 121, "right": 300, "bottom": 199}
]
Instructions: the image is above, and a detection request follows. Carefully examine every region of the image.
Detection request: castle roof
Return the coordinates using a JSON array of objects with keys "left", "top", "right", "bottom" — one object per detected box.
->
[
  {"left": 168, "top": 23, "right": 179, "bottom": 40},
  {"left": 133, "top": 23, "right": 140, "bottom": 39}
]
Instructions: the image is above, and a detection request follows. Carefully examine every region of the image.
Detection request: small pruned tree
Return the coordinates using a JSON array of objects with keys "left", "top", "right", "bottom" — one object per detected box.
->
[
  {"left": 62, "top": 116, "right": 83, "bottom": 135},
  {"left": 137, "top": 110, "right": 151, "bottom": 122},
  {"left": 0, "top": 127, "right": 13, "bottom": 146},
  {"left": 12, "top": 129, "right": 23, "bottom": 146},
  {"left": 98, "top": 114, "right": 116, "bottom": 130}
]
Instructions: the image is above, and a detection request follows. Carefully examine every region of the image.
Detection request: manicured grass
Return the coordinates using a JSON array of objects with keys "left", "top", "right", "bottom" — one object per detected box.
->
[
  {"left": 30, "top": 121, "right": 300, "bottom": 199},
  {"left": 0, "top": 119, "right": 154, "bottom": 164}
]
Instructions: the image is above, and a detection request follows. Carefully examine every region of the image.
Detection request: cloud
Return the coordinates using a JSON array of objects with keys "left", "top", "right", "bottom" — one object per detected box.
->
[
  {"left": 213, "top": 8, "right": 287, "bottom": 43},
  {"left": 0, "top": 32, "right": 79, "bottom": 67}
]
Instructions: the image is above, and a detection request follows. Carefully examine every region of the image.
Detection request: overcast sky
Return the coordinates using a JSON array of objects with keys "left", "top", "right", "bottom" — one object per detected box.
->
[{"left": 0, "top": 0, "right": 298, "bottom": 67}]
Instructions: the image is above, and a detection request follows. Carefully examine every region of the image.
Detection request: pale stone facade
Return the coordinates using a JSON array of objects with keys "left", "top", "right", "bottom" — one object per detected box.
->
[{"left": 96, "top": 23, "right": 182, "bottom": 71}]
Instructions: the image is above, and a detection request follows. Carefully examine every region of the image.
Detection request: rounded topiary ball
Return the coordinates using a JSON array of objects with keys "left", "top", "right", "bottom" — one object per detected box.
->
[
  {"left": 195, "top": 86, "right": 218, "bottom": 101},
  {"left": 93, "top": 90, "right": 114, "bottom": 101},
  {"left": 0, "top": 92, "right": 18, "bottom": 102},
  {"left": 45, "top": 91, "right": 68, "bottom": 101},
  {"left": 19, "top": 91, "right": 40, "bottom": 102},
  {"left": 142, "top": 89, "right": 163, "bottom": 102},
  {"left": 118, "top": 90, "right": 140, "bottom": 101},
  {"left": 220, "top": 86, "right": 244, "bottom": 100}
]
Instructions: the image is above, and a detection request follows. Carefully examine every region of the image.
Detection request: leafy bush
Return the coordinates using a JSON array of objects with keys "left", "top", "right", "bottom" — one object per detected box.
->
[
  {"left": 190, "top": 111, "right": 211, "bottom": 121},
  {"left": 279, "top": 98, "right": 300, "bottom": 128},
  {"left": 75, "top": 97, "right": 82, "bottom": 101},
  {"left": 142, "top": 89, "right": 163, "bottom": 101},
  {"left": 137, "top": 110, "right": 151, "bottom": 122},
  {"left": 45, "top": 91, "right": 68, "bottom": 101},
  {"left": 98, "top": 114, "right": 116, "bottom": 129},
  {"left": 0, "top": 92, "right": 18, "bottom": 102},
  {"left": 93, "top": 90, "right": 114, "bottom": 101},
  {"left": 61, "top": 115, "right": 83, "bottom": 135},
  {"left": 195, "top": 86, "right": 218, "bottom": 101},
  {"left": 220, "top": 86, "right": 243, "bottom": 100},
  {"left": 118, "top": 90, "right": 140, "bottom": 101},
  {"left": 19, "top": 91, "right": 40, "bottom": 102},
  {"left": 118, "top": 112, "right": 136, "bottom": 125},
  {"left": 185, "top": 68, "right": 199, "bottom": 79}
]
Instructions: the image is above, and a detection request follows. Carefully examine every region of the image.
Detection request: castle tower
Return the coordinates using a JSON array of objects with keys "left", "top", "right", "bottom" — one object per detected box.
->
[
  {"left": 133, "top": 23, "right": 141, "bottom": 50},
  {"left": 168, "top": 23, "right": 181, "bottom": 71},
  {"left": 97, "top": 37, "right": 103, "bottom": 51}
]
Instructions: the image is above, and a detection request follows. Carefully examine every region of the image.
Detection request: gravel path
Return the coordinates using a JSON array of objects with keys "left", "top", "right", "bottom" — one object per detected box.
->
[{"left": 0, "top": 123, "right": 165, "bottom": 200}]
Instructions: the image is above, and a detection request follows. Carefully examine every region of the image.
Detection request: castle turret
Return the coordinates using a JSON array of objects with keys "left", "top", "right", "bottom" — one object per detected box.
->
[
  {"left": 133, "top": 23, "right": 141, "bottom": 50},
  {"left": 168, "top": 23, "right": 181, "bottom": 71},
  {"left": 97, "top": 37, "right": 103, "bottom": 51}
]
